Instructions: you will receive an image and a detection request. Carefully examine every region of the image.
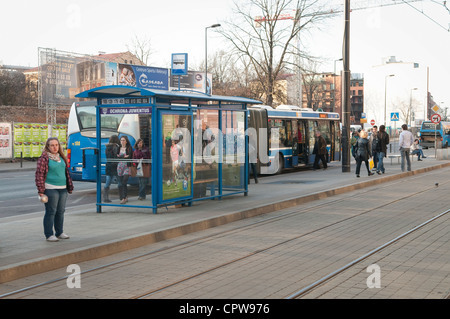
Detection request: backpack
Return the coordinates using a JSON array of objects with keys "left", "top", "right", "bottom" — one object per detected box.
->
[{"left": 372, "top": 135, "right": 380, "bottom": 152}]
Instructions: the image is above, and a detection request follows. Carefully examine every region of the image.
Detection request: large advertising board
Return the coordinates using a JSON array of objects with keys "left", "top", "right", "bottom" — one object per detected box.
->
[
  {"left": 118, "top": 64, "right": 169, "bottom": 90},
  {"left": 170, "top": 70, "right": 212, "bottom": 94},
  {"left": 39, "top": 49, "right": 170, "bottom": 107},
  {"left": 40, "top": 54, "right": 77, "bottom": 106}
]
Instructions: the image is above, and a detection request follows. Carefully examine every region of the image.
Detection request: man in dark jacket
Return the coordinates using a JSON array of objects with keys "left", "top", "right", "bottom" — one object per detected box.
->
[
  {"left": 313, "top": 131, "right": 327, "bottom": 170},
  {"left": 375, "top": 125, "right": 390, "bottom": 175}
]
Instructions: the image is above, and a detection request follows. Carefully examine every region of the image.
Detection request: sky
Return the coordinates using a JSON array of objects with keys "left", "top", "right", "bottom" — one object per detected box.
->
[{"left": 1, "top": 0, "right": 449, "bottom": 110}]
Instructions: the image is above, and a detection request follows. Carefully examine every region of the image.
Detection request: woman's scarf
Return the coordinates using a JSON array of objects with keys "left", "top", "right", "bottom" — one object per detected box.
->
[{"left": 47, "top": 151, "right": 61, "bottom": 162}]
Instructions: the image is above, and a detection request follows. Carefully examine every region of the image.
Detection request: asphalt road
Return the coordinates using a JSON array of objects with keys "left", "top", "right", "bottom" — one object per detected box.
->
[{"left": 0, "top": 170, "right": 99, "bottom": 218}]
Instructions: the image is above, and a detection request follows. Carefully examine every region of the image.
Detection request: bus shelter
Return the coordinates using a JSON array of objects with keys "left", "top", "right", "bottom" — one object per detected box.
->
[{"left": 75, "top": 85, "right": 261, "bottom": 214}]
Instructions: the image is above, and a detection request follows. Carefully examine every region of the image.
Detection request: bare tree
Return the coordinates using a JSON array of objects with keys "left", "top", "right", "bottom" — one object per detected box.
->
[
  {"left": 0, "top": 70, "right": 37, "bottom": 106},
  {"left": 127, "top": 35, "right": 154, "bottom": 66},
  {"left": 219, "top": 0, "right": 336, "bottom": 106},
  {"left": 196, "top": 50, "right": 260, "bottom": 99}
]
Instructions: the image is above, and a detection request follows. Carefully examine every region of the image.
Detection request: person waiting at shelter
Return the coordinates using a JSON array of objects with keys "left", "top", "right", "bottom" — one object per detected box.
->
[
  {"left": 133, "top": 139, "right": 151, "bottom": 200},
  {"left": 117, "top": 136, "right": 133, "bottom": 204},
  {"left": 410, "top": 139, "right": 426, "bottom": 161},
  {"left": 104, "top": 135, "right": 120, "bottom": 203}
]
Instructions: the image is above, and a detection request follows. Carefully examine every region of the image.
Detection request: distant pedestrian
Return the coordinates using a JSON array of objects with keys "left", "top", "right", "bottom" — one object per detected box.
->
[
  {"left": 399, "top": 124, "right": 414, "bottom": 172},
  {"left": 350, "top": 131, "right": 359, "bottom": 159},
  {"left": 355, "top": 130, "right": 374, "bottom": 178},
  {"left": 313, "top": 131, "right": 327, "bottom": 170},
  {"left": 375, "top": 125, "right": 390, "bottom": 175},
  {"left": 369, "top": 126, "right": 379, "bottom": 171},
  {"left": 117, "top": 136, "right": 133, "bottom": 204},
  {"left": 35, "top": 137, "right": 74, "bottom": 242},
  {"left": 410, "top": 139, "right": 426, "bottom": 161},
  {"left": 104, "top": 135, "right": 120, "bottom": 203}
]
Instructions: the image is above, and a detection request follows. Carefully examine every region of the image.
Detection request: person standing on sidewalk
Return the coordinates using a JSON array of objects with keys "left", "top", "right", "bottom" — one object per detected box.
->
[
  {"left": 104, "top": 135, "right": 120, "bottom": 203},
  {"left": 369, "top": 126, "right": 379, "bottom": 171},
  {"left": 313, "top": 131, "right": 327, "bottom": 170},
  {"left": 35, "top": 137, "right": 74, "bottom": 242},
  {"left": 355, "top": 130, "right": 374, "bottom": 178},
  {"left": 375, "top": 125, "right": 390, "bottom": 175},
  {"left": 399, "top": 124, "right": 414, "bottom": 172}
]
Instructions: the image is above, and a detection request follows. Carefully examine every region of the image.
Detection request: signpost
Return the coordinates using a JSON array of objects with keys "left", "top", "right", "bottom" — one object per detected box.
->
[
  {"left": 370, "top": 119, "right": 375, "bottom": 126},
  {"left": 430, "top": 113, "right": 441, "bottom": 155}
]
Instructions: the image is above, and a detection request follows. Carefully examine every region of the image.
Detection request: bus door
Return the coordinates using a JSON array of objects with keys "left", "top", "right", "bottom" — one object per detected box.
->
[
  {"left": 291, "top": 120, "right": 299, "bottom": 166},
  {"left": 297, "top": 120, "right": 307, "bottom": 164},
  {"left": 159, "top": 111, "right": 193, "bottom": 204}
]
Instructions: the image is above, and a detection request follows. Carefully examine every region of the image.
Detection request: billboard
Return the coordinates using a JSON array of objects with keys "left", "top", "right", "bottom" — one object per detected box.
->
[
  {"left": 170, "top": 70, "right": 212, "bottom": 94},
  {"left": 118, "top": 64, "right": 169, "bottom": 90},
  {"left": 39, "top": 49, "right": 170, "bottom": 108},
  {"left": 39, "top": 53, "right": 77, "bottom": 106}
]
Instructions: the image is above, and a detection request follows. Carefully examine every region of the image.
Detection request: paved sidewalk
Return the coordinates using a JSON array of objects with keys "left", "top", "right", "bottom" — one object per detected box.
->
[{"left": 1, "top": 151, "right": 449, "bottom": 284}]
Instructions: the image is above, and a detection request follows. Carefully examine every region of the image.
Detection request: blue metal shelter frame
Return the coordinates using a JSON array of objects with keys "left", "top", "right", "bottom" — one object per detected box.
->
[{"left": 75, "top": 85, "right": 261, "bottom": 214}]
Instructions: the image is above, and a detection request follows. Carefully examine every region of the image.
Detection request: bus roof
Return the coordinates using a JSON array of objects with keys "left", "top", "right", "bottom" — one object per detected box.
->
[
  {"left": 264, "top": 108, "right": 340, "bottom": 120},
  {"left": 75, "top": 85, "right": 262, "bottom": 105}
]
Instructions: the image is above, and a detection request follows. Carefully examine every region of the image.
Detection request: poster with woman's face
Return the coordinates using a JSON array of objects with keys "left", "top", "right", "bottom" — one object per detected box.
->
[{"left": 0, "top": 123, "right": 12, "bottom": 159}]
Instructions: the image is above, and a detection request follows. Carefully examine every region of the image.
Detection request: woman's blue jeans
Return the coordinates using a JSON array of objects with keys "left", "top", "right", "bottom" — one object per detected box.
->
[
  {"left": 43, "top": 189, "right": 68, "bottom": 238},
  {"left": 138, "top": 177, "right": 148, "bottom": 198},
  {"left": 377, "top": 152, "right": 386, "bottom": 173}
]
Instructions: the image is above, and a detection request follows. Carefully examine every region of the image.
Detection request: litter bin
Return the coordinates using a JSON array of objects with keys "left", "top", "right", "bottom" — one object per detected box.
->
[{"left": 82, "top": 147, "right": 99, "bottom": 181}]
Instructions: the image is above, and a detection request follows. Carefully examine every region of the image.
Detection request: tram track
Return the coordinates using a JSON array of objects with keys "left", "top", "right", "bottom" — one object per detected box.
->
[
  {"left": 286, "top": 208, "right": 450, "bottom": 299},
  {"left": 1, "top": 171, "right": 449, "bottom": 299},
  {"left": 133, "top": 178, "right": 450, "bottom": 299}
]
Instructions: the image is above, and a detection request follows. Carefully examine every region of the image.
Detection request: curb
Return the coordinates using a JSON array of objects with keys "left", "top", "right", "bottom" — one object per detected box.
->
[{"left": 1, "top": 162, "right": 450, "bottom": 284}]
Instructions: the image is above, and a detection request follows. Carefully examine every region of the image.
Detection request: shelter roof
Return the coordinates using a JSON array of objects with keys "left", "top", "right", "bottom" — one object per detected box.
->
[{"left": 75, "top": 85, "right": 262, "bottom": 105}]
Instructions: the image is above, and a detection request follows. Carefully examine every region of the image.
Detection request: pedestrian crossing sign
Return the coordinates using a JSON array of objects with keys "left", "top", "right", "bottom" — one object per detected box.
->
[{"left": 390, "top": 112, "right": 399, "bottom": 121}]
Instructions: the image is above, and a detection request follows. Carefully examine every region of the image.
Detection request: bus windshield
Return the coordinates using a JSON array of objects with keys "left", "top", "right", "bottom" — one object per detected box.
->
[
  {"left": 421, "top": 122, "right": 441, "bottom": 131},
  {"left": 76, "top": 105, "right": 123, "bottom": 131}
]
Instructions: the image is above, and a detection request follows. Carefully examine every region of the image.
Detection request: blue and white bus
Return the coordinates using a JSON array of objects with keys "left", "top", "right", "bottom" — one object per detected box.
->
[
  {"left": 419, "top": 121, "right": 450, "bottom": 149},
  {"left": 248, "top": 105, "right": 341, "bottom": 174},
  {"left": 67, "top": 101, "right": 148, "bottom": 181}
]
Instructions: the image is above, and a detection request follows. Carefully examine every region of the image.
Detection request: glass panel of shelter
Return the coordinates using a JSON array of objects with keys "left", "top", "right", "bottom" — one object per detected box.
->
[{"left": 101, "top": 113, "right": 152, "bottom": 206}]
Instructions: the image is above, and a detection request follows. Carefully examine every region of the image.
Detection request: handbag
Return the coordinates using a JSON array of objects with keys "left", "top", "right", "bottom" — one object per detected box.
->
[{"left": 130, "top": 159, "right": 150, "bottom": 178}]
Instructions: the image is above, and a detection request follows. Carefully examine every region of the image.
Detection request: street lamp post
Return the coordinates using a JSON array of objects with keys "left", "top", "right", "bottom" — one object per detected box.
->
[
  {"left": 384, "top": 74, "right": 395, "bottom": 126},
  {"left": 333, "top": 58, "right": 343, "bottom": 113},
  {"left": 205, "top": 23, "right": 221, "bottom": 94},
  {"left": 409, "top": 88, "right": 418, "bottom": 127}
]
